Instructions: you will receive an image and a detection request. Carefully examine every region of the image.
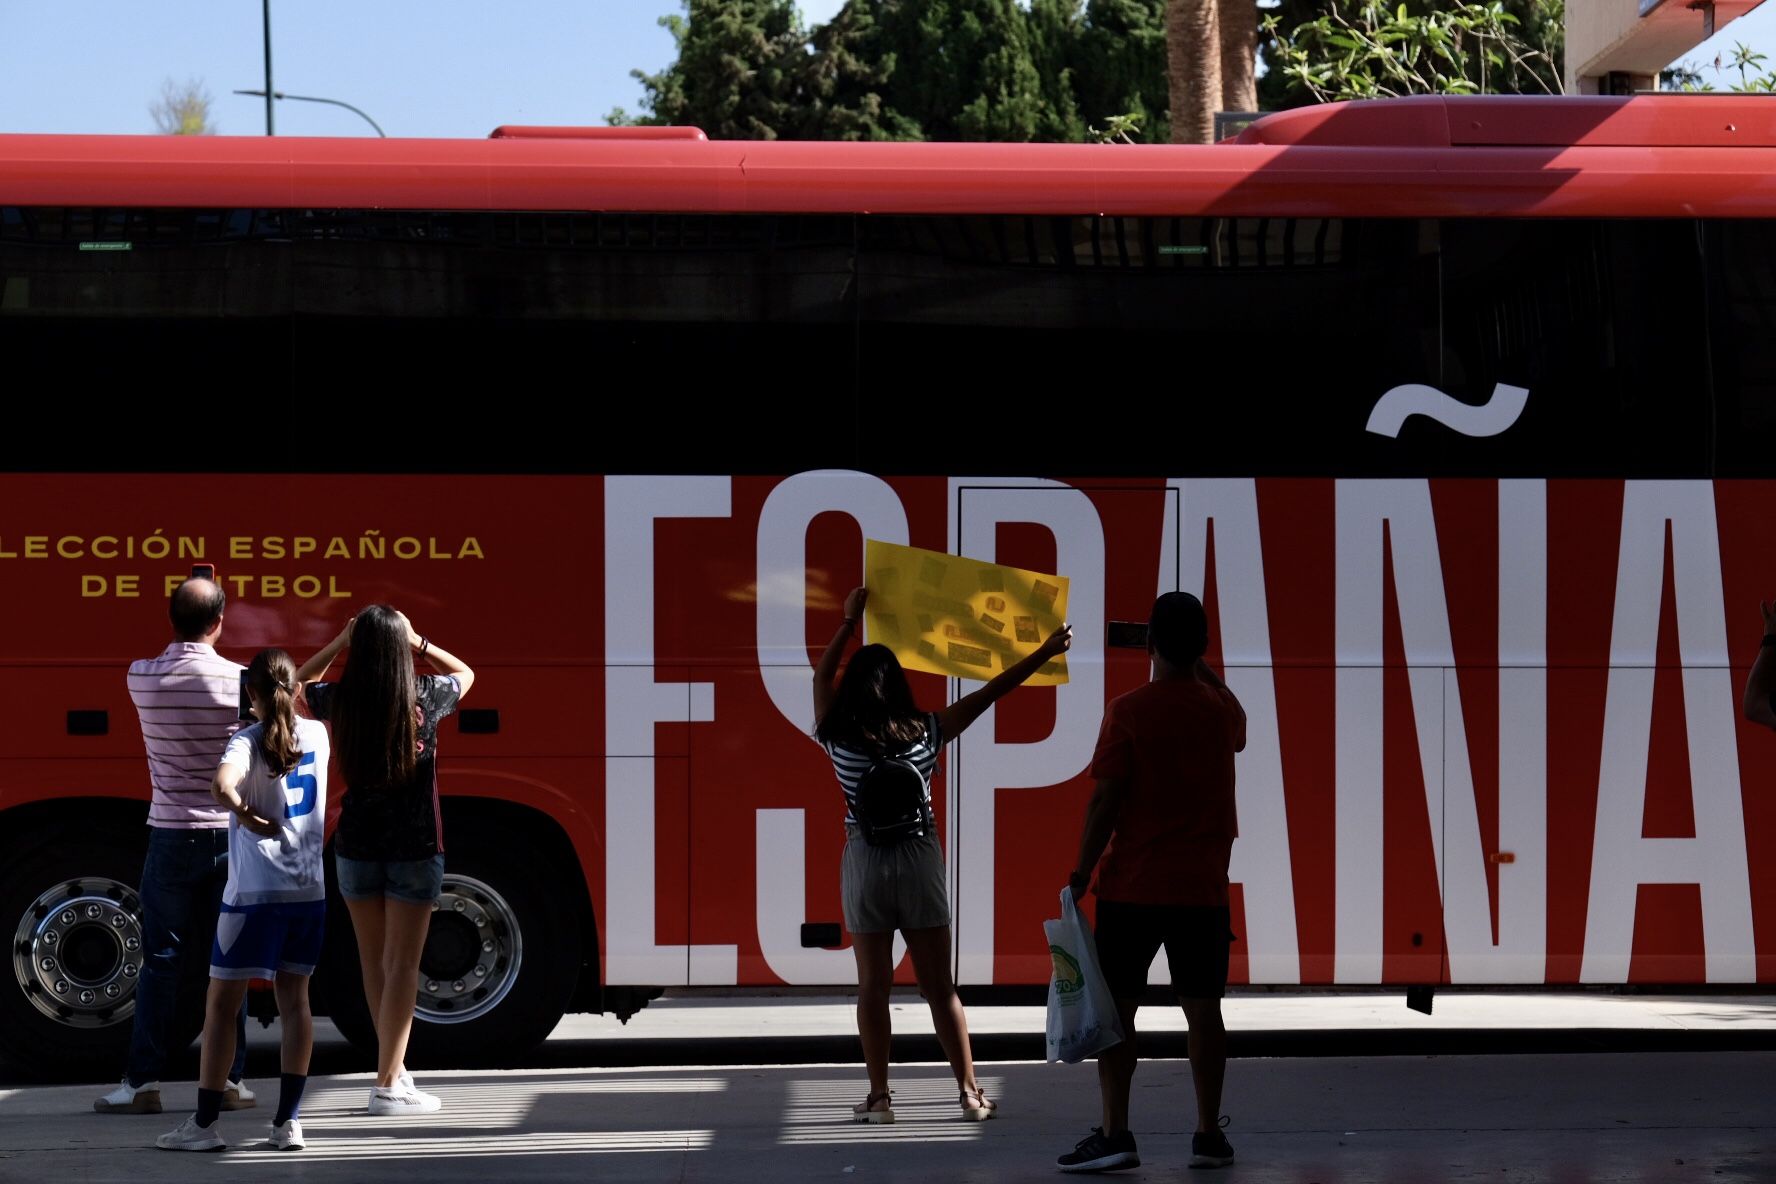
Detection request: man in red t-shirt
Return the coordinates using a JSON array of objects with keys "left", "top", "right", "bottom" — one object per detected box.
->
[{"left": 1056, "top": 592, "right": 1246, "bottom": 1174}]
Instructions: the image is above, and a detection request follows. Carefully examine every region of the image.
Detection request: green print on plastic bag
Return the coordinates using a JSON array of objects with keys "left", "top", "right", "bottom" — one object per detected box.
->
[{"left": 1050, "top": 945, "right": 1084, "bottom": 999}]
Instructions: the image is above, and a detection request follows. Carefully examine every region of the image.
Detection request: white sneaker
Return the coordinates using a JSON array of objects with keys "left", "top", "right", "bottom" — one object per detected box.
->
[
  {"left": 156, "top": 1115, "right": 226, "bottom": 1151},
  {"left": 95, "top": 1078, "right": 162, "bottom": 1114},
  {"left": 222, "top": 1079, "right": 257, "bottom": 1111},
  {"left": 367, "top": 1084, "right": 441, "bottom": 1116},
  {"left": 267, "top": 1118, "right": 304, "bottom": 1150}
]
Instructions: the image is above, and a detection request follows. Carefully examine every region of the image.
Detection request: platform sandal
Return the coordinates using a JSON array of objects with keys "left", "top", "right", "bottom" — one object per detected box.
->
[
  {"left": 960, "top": 1086, "right": 997, "bottom": 1122},
  {"left": 853, "top": 1089, "right": 894, "bottom": 1124}
]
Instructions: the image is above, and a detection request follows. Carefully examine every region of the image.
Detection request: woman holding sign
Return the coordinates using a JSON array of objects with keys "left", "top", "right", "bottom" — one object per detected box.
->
[{"left": 814, "top": 586, "right": 1071, "bottom": 1125}]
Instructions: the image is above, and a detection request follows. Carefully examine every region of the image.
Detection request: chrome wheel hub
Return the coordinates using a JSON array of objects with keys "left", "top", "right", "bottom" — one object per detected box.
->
[
  {"left": 416, "top": 874, "right": 521, "bottom": 1025},
  {"left": 12, "top": 877, "right": 142, "bottom": 1028}
]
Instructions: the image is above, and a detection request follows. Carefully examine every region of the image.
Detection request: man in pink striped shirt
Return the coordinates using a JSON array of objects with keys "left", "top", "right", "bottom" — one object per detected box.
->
[{"left": 95, "top": 579, "right": 256, "bottom": 1114}]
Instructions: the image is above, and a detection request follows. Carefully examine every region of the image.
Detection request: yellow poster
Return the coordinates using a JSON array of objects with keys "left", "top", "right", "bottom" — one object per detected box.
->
[{"left": 863, "top": 539, "right": 1069, "bottom": 686}]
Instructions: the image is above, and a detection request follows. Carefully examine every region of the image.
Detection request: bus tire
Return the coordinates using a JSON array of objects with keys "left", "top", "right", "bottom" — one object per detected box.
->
[
  {"left": 318, "top": 827, "right": 582, "bottom": 1067},
  {"left": 0, "top": 819, "right": 176, "bottom": 1074}
]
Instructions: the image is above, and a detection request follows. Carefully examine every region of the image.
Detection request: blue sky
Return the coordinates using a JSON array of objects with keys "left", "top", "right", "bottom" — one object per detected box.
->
[
  {"left": 0, "top": 1, "right": 844, "bottom": 139},
  {"left": 0, "top": 0, "right": 1769, "bottom": 139}
]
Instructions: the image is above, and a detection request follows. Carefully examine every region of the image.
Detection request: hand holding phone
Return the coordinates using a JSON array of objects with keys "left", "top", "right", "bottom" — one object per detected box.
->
[
  {"left": 1106, "top": 621, "right": 1149, "bottom": 649},
  {"left": 238, "top": 670, "right": 255, "bottom": 721}
]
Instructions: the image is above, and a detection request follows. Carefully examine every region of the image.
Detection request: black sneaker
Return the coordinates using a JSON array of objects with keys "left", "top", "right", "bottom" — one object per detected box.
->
[
  {"left": 1056, "top": 1126, "right": 1140, "bottom": 1173},
  {"left": 1189, "top": 1120, "right": 1235, "bottom": 1169}
]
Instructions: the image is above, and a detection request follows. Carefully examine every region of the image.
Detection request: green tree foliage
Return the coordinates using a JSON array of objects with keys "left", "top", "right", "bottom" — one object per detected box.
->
[
  {"left": 874, "top": 0, "right": 1050, "bottom": 140},
  {"left": 1259, "top": 0, "right": 1562, "bottom": 107},
  {"left": 802, "top": 0, "right": 924, "bottom": 139},
  {"left": 1663, "top": 42, "right": 1776, "bottom": 91},
  {"left": 622, "top": 0, "right": 809, "bottom": 138},
  {"left": 612, "top": 0, "right": 1170, "bottom": 142},
  {"left": 1067, "top": 0, "right": 1171, "bottom": 141}
]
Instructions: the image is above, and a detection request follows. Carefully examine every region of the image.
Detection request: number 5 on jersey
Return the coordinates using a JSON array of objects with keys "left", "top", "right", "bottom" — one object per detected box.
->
[{"left": 283, "top": 751, "right": 318, "bottom": 819}]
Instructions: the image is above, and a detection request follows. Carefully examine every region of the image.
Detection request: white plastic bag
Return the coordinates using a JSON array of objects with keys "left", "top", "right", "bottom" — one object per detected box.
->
[{"left": 1044, "top": 886, "right": 1125, "bottom": 1064}]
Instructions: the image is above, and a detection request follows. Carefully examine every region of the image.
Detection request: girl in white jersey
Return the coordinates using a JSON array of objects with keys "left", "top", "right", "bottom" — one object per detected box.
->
[
  {"left": 157, "top": 649, "right": 329, "bottom": 1153},
  {"left": 814, "top": 587, "right": 1071, "bottom": 1125}
]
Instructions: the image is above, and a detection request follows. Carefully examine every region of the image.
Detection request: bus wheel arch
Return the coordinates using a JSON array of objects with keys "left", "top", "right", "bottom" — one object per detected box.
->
[{"left": 0, "top": 801, "right": 195, "bottom": 1073}]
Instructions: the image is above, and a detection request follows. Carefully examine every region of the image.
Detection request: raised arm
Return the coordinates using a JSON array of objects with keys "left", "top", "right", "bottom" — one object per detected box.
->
[
  {"left": 936, "top": 623, "right": 1073, "bottom": 742},
  {"left": 1195, "top": 657, "right": 1248, "bottom": 752},
  {"left": 1743, "top": 600, "right": 1776, "bottom": 730},
  {"left": 211, "top": 760, "right": 278, "bottom": 838},
  {"left": 398, "top": 611, "right": 474, "bottom": 700},
  {"left": 813, "top": 587, "right": 867, "bottom": 728},
  {"left": 295, "top": 616, "right": 354, "bottom": 688}
]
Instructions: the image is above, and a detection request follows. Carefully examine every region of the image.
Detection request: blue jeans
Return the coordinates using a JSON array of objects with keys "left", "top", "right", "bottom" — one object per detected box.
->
[{"left": 126, "top": 828, "right": 247, "bottom": 1087}]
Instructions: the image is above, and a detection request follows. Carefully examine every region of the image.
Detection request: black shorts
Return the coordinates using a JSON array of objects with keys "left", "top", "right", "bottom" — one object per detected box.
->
[{"left": 1094, "top": 900, "right": 1235, "bottom": 1001}]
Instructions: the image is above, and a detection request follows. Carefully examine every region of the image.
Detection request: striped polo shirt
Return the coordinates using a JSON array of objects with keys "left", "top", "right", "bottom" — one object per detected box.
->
[
  {"left": 128, "top": 641, "right": 246, "bottom": 828},
  {"left": 822, "top": 712, "right": 942, "bottom": 826}
]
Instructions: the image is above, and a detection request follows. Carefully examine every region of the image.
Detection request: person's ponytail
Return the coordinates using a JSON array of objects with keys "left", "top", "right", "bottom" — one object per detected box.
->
[{"left": 247, "top": 649, "right": 303, "bottom": 776}]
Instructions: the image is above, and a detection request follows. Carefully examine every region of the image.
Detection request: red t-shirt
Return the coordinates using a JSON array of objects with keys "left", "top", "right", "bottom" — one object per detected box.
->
[{"left": 1090, "top": 676, "right": 1245, "bottom": 907}]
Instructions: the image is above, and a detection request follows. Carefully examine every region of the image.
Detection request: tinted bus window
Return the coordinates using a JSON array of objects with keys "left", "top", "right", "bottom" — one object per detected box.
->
[{"left": 0, "top": 208, "right": 1746, "bottom": 476}]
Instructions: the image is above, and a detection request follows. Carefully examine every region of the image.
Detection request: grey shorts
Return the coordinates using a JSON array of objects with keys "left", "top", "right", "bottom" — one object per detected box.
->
[{"left": 841, "top": 826, "right": 951, "bottom": 934}]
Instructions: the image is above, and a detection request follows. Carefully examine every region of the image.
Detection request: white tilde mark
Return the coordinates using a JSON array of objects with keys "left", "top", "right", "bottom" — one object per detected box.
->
[{"left": 1365, "top": 383, "right": 1530, "bottom": 438}]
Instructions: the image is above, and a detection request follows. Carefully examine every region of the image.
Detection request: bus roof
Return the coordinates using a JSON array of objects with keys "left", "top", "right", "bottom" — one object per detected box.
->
[{"left": 3, "top": 95, "right": 1775, "bottom": 219}]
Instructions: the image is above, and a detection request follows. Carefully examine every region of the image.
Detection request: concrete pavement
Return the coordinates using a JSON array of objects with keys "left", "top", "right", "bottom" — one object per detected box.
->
[
  {"left": 499, "top": 991, "right": 1776, "bottom": 1069},
  {"left": 549, "top": 990, "right": 1776, "bottom": 1039},
  {"left": 2, "top": 1052, "right": 1771, "bottom": 1182}
]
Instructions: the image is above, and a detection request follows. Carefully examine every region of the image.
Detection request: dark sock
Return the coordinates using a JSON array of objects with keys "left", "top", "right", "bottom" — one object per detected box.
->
[
  {"left": 195, "top": 1087, "right": 224, "bottom": 1128},
  {"left": 274, "top": 1073, "right": 307, "bottom": 1125}
]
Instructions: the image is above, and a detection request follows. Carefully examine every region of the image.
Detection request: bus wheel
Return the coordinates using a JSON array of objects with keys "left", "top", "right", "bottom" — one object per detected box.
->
[
  {"left": 323, "top": 831, "right": 581, "bottom": 1066},
  {"left": 0, "top": 823, "right": 149, "bottom": 1073}
]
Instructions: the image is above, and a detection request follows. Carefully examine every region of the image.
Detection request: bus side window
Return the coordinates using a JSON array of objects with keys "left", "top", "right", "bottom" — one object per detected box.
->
[{"left": 1706, "top": 219, "right": 1776, "bottom": 479}]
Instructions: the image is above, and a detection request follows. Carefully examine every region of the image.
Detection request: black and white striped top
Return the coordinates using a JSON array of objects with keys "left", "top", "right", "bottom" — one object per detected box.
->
[{"left": 822, "top": 712, "right": 943, "bottom": 826}]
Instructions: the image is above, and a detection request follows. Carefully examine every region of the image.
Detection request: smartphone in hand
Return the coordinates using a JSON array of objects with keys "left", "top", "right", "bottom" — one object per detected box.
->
[{"left": 1106, "top": 621, "right": 1149, "bottom": 649}]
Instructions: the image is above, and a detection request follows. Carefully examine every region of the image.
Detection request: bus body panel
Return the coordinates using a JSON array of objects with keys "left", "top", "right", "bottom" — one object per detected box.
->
[{"left": 0, "top": 473, "right": 1771, "bottom": 988}]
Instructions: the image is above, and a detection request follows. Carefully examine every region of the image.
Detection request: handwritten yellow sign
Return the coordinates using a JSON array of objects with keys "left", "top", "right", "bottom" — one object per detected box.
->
[{"left": 863, "top": 539, "right": 1069, "bottom": 686}]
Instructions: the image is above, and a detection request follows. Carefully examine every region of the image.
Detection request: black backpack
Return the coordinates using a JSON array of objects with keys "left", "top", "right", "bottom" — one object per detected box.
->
[{"left": 852, "top": 723, "right": 936, "bottom": 848}]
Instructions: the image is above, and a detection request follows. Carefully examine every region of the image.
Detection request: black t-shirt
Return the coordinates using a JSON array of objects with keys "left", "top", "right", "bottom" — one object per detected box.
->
[{"left": 306, "top": 674, "right": 461, "bottom": 862}]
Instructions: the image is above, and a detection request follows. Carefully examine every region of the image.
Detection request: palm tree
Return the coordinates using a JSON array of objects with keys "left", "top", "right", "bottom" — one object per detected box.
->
[
  {"left": 1167, "top": 0, "right": 1257, "bottom": 143},
  {"left": 1166, "top": 0, "right": 1219, "bottom": 143},
  {"left": 1220, "top": 0, "right": 1257, "bottom": 117}
]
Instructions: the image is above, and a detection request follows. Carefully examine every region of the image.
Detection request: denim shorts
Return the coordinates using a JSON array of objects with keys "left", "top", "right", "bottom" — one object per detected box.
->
[{"left": 336, "top": 853, "right": 445, "bottom": 904}]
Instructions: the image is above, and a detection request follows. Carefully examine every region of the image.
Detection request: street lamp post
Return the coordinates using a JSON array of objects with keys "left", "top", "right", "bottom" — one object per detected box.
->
[
  {"left": 261, "top": 0, "right": 273, "bottom": 136},
  {"left": 233, "top": 90, "right": 387, "bottom": 137}
]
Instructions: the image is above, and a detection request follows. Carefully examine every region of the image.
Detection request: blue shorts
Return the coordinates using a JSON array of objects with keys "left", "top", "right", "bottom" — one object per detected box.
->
[
  {"left": 210, "top": 900, "right": 325, "bottom": 981},
  {"left": 337, "top": 853, "right": 445, "bottom": 904}
]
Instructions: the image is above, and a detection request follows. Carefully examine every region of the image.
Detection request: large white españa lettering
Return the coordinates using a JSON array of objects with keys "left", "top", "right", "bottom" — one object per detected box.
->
[
  {"left": 1161, "top": 479, "right": 1301, "bottom": 983},
  {"left": 603, "top": 476, "right": 737, "bottom": 985},
  {"left": 950, "top": 479, "right": 1105, "bottom": 985},
  {"left": 753, "top": 471, "right": 910, "bottom": 984},
  {"left": 1581, "top": 482, "right": 1755, "bottom": 982},
  {"left": 1334, "top": 480, "right": 1549, "bottom": 984}
]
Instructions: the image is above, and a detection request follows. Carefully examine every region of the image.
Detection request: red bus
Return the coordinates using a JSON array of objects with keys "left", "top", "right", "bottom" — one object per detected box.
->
[{"left": 1, "top": 94, "right": 1774, "bottom": 1071}]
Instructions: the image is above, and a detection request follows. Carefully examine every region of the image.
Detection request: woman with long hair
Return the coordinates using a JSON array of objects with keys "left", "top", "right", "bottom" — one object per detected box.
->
[
  {"left": 813, "top": 586, "right": 1071, "bottom": 1124},
  {"left": 157, "top": 649, "right": 328, "bottom": 1152},
  {"left": 295, "top": 605, "right": 473, "bottom": 1116}
]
